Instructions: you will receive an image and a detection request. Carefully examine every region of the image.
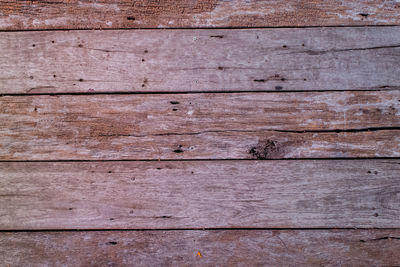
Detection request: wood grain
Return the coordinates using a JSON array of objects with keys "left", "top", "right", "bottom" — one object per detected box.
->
[
  {"left": 2, "top": 230, "right": 400, "bottom": 266},
  {"left": 1, "top": 160, "right": 399, "bottom": 229},
  {"left": 1, "top": 91, "right": 399, "bottom": 160},
  {"left": 1, "top": 0, "right": 400, "bottom": 30},
  {"left": 1, "top": 27, "right": 400, "bottom": 94}
]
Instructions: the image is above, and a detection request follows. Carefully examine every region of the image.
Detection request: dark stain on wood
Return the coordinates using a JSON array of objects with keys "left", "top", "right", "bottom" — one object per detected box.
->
[{"left": 249, "top": 140, "right": 282, "bottom": 159}]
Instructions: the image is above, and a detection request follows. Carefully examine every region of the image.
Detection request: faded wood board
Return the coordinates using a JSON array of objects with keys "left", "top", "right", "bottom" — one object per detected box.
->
[
  {"left": 2, "top": 230, "right": 400, "bottom": 267},
  {"left": 1, "top": 0, "right": 400, "bottom": 30},
  {"left": 1, "top": 27, "right": 400, "bottom": 94},
  {"left": 1, "top": 92, "right": 399, "bottom": 160},
  {"left": 1, "top": 160, "right": 399, "bottom": 229}
]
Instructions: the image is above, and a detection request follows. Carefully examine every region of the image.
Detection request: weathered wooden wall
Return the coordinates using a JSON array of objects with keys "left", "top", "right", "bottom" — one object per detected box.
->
[{"left": 1, "top": 1, "right": 399, "bottom": 266}]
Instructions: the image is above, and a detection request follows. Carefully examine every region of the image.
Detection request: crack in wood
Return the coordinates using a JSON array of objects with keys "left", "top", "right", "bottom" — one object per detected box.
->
[
  {"left": 360, "top": 236, "right": 400, "bottom": 243},
  {"left": 291, "top": 44, "right": 400, "bottom": 55},
  {"left": 96, "top": 127, "right": 400, "bottom": 139}
]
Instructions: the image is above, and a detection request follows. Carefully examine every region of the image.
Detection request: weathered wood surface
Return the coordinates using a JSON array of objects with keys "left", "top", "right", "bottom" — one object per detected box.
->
[
  {"left": 1, "top": 160, "right": 399, "bottom": 229},
  {"left": 1, "top": 92, "right": 399, "bottom": 160},
  {"left": 2, "top": 27, "right": 400, "bottom": 94},
  {"left": 2, "top": 230, "right": 400, "bottom": 266},
  {"left": 1, "top": 0, "right": 400, "bottom": 30}
]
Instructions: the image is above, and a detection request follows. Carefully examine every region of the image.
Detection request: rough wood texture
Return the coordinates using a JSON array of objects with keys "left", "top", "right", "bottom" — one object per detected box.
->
[
  {"left": 1, "top": 160, "right": 399, "bottom": 229},
  {"left": 1, "top": 0, "right": 400, "bottom": 30},
  {"left": 1, "top": 91, "right": 399, "bottom": 160},
  {"left": 2, "top": 27, "right": 400, "bottom": 94},
  {"left": 2, "top": 230, "right": 400, "bottom": 266}
]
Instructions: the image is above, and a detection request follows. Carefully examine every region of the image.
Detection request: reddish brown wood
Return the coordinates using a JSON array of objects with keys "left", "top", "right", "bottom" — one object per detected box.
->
[
  {"left": 1, "top": 160, "right": 399, "bottom": 229},
  {"left": 1, "top": 27, "right": 400, "bottom": 94},
  {"left": 1, "top": 92, "right": 399, "bottom": 160},
  {"left": 1, "top": 0, "right": 400, "bottom": 30},
  {"left": 2, "top": 230, "right": 400, "bottom": 266}
]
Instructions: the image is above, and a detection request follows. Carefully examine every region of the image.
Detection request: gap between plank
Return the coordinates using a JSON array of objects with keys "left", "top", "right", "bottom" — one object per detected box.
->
[
  {"left": 2, "top": 227, "right": 400, "bottom": 233},
  {"left": 0, "top": 157, "right": 399, "bottom": 163},
  {"left": 1, "top": 88, "right": 399, "bottom": 97},
  {"left": 1, "top": 24, "right": 400, "bottom": 33}
]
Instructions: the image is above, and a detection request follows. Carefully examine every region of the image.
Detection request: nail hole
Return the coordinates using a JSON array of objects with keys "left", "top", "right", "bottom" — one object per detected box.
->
[{"left": 127, "top": 16, "right": 135, "bottom": 20}]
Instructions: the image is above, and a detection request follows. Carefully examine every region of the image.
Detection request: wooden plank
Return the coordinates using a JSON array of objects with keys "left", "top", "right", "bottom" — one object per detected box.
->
[
  {"left": 2, "top": 230, "right": 400, "bottom": 266},
  {"left": 1, "top": 91, "right": 399, "bottom": 160},
  {"left": 0, "top": 160, "right": 399, "bottom": 229},
  {"left": 1, "top": 0, "right": 400, "bottom": 30},
  {"left": 1, "top": 27, "right": 400, "bottom": 94}
]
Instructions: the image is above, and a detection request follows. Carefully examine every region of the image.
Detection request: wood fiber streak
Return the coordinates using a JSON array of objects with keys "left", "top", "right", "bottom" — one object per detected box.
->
[
  {"left": 0, "top": 160, "right": 399, "bottom": 229},
  {"left": 1, "top": 27, "right": 400, "bottom": 93},
  {"left": 1, "top": 0, "right": 400, "bottom": 30},
  {"left": 1, "top": 230, "right": 400, "bottom": 266},
  {"left": 0, "top": 92, "right": 399, "bottom": 160}
]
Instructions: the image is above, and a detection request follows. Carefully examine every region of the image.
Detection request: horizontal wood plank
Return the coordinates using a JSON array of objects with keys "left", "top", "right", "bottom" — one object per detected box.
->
[
  {"left": 1, "top": 0, "right": 400, "bottom": 30},
  {"left": 2, "top": 230, "right": 400, "bottom": 266},
  {"left": 0, "top": 160, "right": 399, "bottom": 229},
  {"left": 1, "top": 27, "right": 400, "bottom": 94},
  {"left": 1, "top": 92, "right": 399, "bottom": 160}
]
